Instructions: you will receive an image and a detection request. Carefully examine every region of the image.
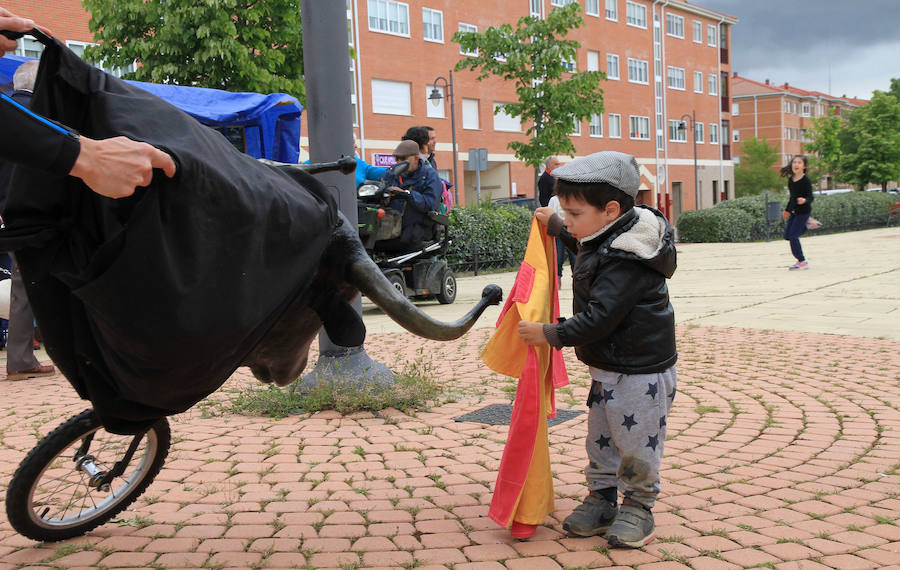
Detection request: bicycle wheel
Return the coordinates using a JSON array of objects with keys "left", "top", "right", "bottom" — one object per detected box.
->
[{"left": 5, "top": 409, "right": 170, "bottom": 542}]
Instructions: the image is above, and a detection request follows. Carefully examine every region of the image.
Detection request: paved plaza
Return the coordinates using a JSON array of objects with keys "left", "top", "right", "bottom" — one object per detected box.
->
[{"left": 0, "top": 227, "right": 897, "bottom": 569}]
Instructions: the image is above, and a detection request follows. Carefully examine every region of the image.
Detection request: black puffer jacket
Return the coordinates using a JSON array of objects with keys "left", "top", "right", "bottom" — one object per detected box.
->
[{"left": 545, "top": 206, "right": 677, "bottom": 374}]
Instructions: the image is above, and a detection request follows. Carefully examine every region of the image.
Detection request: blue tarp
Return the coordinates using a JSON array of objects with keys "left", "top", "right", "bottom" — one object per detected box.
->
[{"left": 1, "top": 55, "right": 303, "bottom": 163}]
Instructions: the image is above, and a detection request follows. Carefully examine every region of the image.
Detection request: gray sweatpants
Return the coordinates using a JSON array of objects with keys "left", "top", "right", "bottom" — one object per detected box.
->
[{"left": 584, "top": 366, "right": 677, "bottom": 509}]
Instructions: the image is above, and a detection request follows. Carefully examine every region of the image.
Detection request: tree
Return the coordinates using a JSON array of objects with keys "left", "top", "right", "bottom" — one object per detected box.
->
[
  {"left": 82, "top": 0, "right": 305, "bottom": 101},
  {"left": 452, "top": 3, "right": 604, "bottom": 194},
  {"left": 803, "top": 108, "right": 843, "bottom": 188},
  {"left": 838, "top": 90, "right": 900, "bottom": 191},
  {"left": 733, "top": 137, "right": 781, "bottom": 197}
]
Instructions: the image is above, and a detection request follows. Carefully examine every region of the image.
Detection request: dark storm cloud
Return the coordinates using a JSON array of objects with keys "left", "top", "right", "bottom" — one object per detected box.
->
[{"left": 699, "top": 0, "right": 900, "bottom": 97}]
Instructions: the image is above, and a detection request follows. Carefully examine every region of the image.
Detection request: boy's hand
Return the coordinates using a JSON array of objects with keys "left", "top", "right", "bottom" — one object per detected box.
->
[
  {"left": 534, "top": 206, "right": 555, "bottom": 225},
  {"left": 518, "top": 321, "right": 548, "bottom": 346}
]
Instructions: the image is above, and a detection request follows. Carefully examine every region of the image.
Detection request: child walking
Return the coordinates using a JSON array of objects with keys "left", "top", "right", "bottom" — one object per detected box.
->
[
  {"left": 517, "top": 151, "right": 677, "bottom": 548},
  {"left": 780, "top": 155, "right": 814, "bottom": 270}
]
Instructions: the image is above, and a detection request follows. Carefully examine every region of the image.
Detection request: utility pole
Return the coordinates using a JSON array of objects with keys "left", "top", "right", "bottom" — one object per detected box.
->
[{"left": 300, "top": 0, "right": 394, "bottom": 389}]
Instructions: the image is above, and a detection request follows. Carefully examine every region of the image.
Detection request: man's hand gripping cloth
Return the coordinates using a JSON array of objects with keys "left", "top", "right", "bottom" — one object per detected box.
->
[{"left": 481, "top": 217, "right": 569, "bottom": 531}]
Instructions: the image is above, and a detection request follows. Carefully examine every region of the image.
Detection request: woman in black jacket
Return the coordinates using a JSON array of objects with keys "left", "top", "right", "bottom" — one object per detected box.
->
[{"left": 780, "top": 155, "right": 814, "bottom": 270}]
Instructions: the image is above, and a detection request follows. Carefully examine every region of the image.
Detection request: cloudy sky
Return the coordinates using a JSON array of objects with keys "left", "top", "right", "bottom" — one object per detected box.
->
[{"left": 698, "top": 0, "right": 900, "bottom": 100}]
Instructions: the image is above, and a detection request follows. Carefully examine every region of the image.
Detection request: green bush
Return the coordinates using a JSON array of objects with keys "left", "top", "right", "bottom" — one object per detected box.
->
[
  {"left": 676, "top": 207, "right": 754, "bottom": 243},
  {"left": 447, "top": 202, "right": 533, "bottom": 269},
  {"left": 677, "top": 191, "right": 896, "bottom": 242}
]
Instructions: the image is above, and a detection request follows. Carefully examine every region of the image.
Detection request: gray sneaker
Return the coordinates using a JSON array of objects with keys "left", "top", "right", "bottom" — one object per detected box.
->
[
  {"left": 605, "top": 499, "right": 655, "bottom": 548},
  {"left": 562, "top": 493, "right": 617, "bottom": 537}
]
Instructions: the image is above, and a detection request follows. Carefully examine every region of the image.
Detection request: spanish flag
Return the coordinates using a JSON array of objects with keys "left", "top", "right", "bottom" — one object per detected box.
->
[{"left": 482, "top": 217, "right": 569, "bottom": 537}]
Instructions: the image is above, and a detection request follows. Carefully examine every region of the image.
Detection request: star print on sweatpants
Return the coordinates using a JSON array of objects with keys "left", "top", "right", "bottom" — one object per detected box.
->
[{"left": 584, "top": 367, "right": 677, "bottom": 509}]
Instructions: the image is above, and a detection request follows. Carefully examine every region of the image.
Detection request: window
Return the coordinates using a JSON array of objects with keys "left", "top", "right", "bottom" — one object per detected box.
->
[
  {"left": 493, "top": 102, "right": 521, "bottom": 132},
  {"left": 551, "top": 0, "right": 577, "bottom": 5},
  {"left": 708, "top": 73, "right": 718, "bottom": 95},
  {"left": 721, "top": 121, "right": 729, "bottom": 144},
  {"left": 607, "top": 54, "right": 620, "bottom": 79},
  {"left": 586, "top": 0, "right": 601, "bottom": 16},
  {"left": 695, "top": 121, "right": 704, "bottom": 143},
  {"left": 587, "top": 50, "right": 600, "bottom": 72},
  {"left": 66, "top": 41, "right": 137, "bottom": 77},
  {"left": 692, "top": 20, "right": 702, "bottom": 42},
  {"left": 733, "top": 129, "right": 740, "bottom": 142},
  {"left": 422, "top": 8, "right": 443, "bottom": 42},
  {"left": 732, "top": 102, "right": 739, "bottom": 115},
  {"left": 666, "top": 14, "right": 684, "bottom": 38},
  {"left": 606, "top": 0, "right": 618, "bottom": 20},
  {"left": 458, "top": 23, "right": 478, "bottom": 56},
  {"left": 16, "top": 37, "right": 44, "bottom": 59},
  {"left": 709, "top": 122, "right": 719, "bottom": 144},
  {"left": 426, "top": 85, "right": 444, "bottom": 118},
  {"left": 371, "top": 79, "right": 410, "bottom": 115},
  {"left": 626, "top": 1, "right": 647, "bottom": 28},
  {"left": 667, "top": 66, "right": 685, "bottom": 90},
  {"left": 627, "top": 57, "right": 649, "bottom": 84},
  {"left": 571, "top": 118, "right": 582, "bottom": 136},
  {"left": 707, "top": 23, "right": 717, "bottom": 46},
  {"left": 368, "top": 0, "right": 409, "bottom": 36},
  {"left": 629, "top": 115, "right": 650, "bottom": 139},
  {"left": 801, "top": 102, "right": 811, "bottom": 117},
  {"left": 530, "top": 0, "right": 542, "bottom": 17},
  {"left": 668, "top": 119, "right": 686, "bottom": 142},
  {"left": 462, "top": 98, "right": 480, "bottom": 129},
  {"left": 562, "top": 57, "right": 577, "bottom": 72},
  {"left": 693, "top": 71, "right": 703, "bottom": 93},
  {"left": 608, "top": 113, "right": 622, "bottom": 138},
  {"left": 590, "top": 113, "right": 603, "bottom": 136}
]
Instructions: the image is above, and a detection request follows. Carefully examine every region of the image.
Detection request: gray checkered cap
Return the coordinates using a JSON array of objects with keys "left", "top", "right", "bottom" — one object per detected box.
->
[{"left": 551, "top": 151, "right": 641, "bottom": 198}]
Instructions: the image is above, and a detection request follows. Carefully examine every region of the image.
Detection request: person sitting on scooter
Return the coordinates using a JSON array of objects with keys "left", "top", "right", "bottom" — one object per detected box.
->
[{"left": 377, "top": 139, "right": 444, "bottom": 252}]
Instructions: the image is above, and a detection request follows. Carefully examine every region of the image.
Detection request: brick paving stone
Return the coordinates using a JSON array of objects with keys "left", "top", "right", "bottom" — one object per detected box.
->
[
  {"left": 504, "top": 556, "right": 564, "bottom": 569},
  {"left": 361, "top": 549, "right": 415, "bottom": 567},
  {"left": 760, "top": 542, "right": 822, "bottom": 560},
  {"left": 512, "top": 539, "right": 568, "bottom": 557},
  {"left": 207, "top": 551, "right": 264, "bottom": 567},
  {"left": 247, "top": 537, "right": 302, "bottom": 552},
  {"left": 454, "top": 562, "right": 508, "bottom": 570},
  {"left": 462, "top": 543, "right": 519, "bottom": 561},
  {"left": 154, "top": 552, "right": 210, "bottom": 567},
  {"left": 350, "top": 536, "right": 397, "bottom": 552},
  {"left": 681, "top": 535, "right": 742, "bottom": 552},
  {"left": 413, "top": 547, "right": 469, "bottom": 564},
  {"left": 419, "top": 532, "right": 471, "bottom": 548},
  {"left": 98, "top": 552, "right": 159, "bottom": 567},
  {"left": 142, "top": 537, "right": 198, "bottom": 553},
  {"left": 818, "top": 553, "right": 881, "bottom": 569},
  {"left": 720, "top": 547, "right": 780, "bottom": 567},
  {"left": 685, "top": 556, "right": 742, "bottom": 570},
  {"left": 53, "top": 551, "right": 104, "bottom": 566},
  {"left": 264, "top": 552, "right": 308, "bottom": 567},
  {"left": 195, "top": 538, "right": 247, "bottom": 552},
  {"left": 308, "top": 551, "right": 360, "bottom": 568}
]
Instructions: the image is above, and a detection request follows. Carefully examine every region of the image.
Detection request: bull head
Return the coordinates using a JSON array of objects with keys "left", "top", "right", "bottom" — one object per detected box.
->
[{"left": 242, "top": 160, "right": 503, "bottom": 385}]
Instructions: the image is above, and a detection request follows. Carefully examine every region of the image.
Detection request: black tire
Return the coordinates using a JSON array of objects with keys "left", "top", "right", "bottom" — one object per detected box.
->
[
  {"left": 436, "top": 268, "right": 457, "bottom": 304},
  {"left": 386, "top": 272, "right": 407, "bottom": 297},
  {"left": 5, "top": 409, "right": 170, "bottom": 542}
]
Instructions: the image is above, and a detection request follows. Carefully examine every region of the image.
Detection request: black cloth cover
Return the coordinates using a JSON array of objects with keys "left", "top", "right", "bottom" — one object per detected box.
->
[{"left": 0, "top": 41, "right": 337, "bottom": 433}]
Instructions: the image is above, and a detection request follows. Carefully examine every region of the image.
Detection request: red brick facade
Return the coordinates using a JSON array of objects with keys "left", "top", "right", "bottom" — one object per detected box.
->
[
  {"left": 731, "top": 74, "right": 865, "bottom": 187},
  {"left": 6, "top": 0, "right": 737, "bottom": 219}
]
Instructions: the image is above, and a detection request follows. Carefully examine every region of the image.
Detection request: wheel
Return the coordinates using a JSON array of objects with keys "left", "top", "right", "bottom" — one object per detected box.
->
[
  {"left": 5, "top": 409, "right": 170, "bottom": 542},
  {"left": 386, "top": 272, "right": 407, "bottom": 297},
  {"left": 436, "top": 268, "right": 457, "bottom": 304}
]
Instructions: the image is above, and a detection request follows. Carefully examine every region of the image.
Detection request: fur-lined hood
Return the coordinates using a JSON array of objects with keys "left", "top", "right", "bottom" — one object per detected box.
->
[{"left": 584, "top": 205, "right": 676, "bottom": 278}]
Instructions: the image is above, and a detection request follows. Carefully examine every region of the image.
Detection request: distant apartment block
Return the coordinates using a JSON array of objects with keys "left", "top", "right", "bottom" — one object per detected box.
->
[
  {"left": 5, "top": 0, "right": 737, "bottom": 220},
  {"left": 731, "top": 74, "right": 866, "bottom": 185}
]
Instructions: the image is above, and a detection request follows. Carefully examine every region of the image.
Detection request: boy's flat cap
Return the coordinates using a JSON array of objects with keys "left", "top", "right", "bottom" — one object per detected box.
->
[{"left": 552, "top": 151, "right": 641, "bottom": 198}]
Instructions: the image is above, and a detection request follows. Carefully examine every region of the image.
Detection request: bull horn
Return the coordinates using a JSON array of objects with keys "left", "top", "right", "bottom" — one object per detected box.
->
[{"left": 348, "top": 254, "right": 502, "bottom": 341}]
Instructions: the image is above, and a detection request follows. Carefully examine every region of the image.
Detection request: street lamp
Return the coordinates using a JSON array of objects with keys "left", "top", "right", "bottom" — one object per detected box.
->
[
  {"left": 429, "top": 71, "right": 459, "bottom": 205},
  {"left": 678, "top": 110, "right": 699, "bottom": 210}
]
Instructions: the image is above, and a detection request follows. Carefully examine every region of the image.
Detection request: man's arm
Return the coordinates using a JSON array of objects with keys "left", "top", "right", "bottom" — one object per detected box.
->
[{"left": 404, "top": 168, "right": 443, "bottom": 213}]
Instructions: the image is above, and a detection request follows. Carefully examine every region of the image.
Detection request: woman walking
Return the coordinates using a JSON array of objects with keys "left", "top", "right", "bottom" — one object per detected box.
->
[{"left": 780, "top": 155, "right": 814, "bottom": 270}]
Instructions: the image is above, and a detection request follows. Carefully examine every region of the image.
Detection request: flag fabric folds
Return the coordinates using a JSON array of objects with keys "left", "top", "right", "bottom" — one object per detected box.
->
[{"left": 481, "top": 217, "right": 569, "bottom": 529}]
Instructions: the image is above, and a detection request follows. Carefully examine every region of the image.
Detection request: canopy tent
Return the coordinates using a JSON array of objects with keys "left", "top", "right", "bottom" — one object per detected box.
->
[{"left": 1, "top": 55, "right": 303, "bottom": 163}]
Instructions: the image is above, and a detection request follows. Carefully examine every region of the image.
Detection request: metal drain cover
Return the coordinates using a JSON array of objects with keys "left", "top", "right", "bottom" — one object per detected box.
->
[{"left": 454, "top": 404, "right": 583, "bottom": 427}]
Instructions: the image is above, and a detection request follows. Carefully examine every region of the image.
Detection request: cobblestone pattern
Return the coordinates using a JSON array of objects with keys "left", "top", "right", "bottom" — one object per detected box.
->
[{"left": 0, "top": 325, "right": 897, "bottom": 569}]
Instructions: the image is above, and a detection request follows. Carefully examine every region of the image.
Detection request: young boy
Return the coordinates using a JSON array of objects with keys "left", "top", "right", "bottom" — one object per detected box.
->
[{"left": 518, "top": 151, "right": 677, "bottom": 548}]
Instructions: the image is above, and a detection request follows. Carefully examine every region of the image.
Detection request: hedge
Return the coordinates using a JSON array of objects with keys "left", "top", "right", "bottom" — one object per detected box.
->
[
  {"left": 446, "top": 202, "right": 534, "bottom": 270},
  {"left": 677, "top": 191, "right": 897, "bottom": 243}
]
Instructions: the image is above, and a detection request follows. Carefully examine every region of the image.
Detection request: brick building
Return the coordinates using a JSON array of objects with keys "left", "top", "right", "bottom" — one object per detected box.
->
[
  {"left": 731, "top": 74, "right": 866, "bottom": 187},
  {"left": 6, "top": 0, "right": 737, "bottom": 220}
]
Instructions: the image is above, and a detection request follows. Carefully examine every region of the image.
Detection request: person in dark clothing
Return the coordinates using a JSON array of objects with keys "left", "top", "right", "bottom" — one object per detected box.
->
[
  {"left": 518, "top": 151, "right": 677, "bottom": 549},
  {"left": 0, "top": 60, "right": 55, "bottom": 379},
  {"left": 1, "top": 10, "right": 176, "bottom": 199},
  {"left": 377, "top": 140, "right": 444, "bottom": 252},
  {"left": 780, "top": 155, "right": 814, "bottom": 270},
  {"left": 538, "top": 156, "right": 560, "bottom": 207}
]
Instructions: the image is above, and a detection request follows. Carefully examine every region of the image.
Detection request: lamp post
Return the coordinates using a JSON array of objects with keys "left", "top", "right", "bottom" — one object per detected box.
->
[
  {"left": 678, "top": 110, "right": 699, "bottom": 210},
  {"left": 429, "top": 71, "right": 459, "bottom": 205}
]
